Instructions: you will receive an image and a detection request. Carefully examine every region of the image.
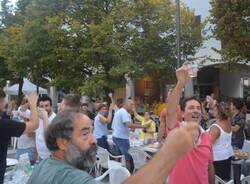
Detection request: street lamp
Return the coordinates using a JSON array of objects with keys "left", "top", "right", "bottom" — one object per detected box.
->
[{"left": 176, "top": 0, "right": 181, "bottom": 67}]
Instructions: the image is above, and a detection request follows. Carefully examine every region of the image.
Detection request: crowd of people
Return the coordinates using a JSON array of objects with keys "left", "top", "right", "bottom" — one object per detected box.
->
[
  {"left": 0, "top": 92, "right": 199, "bottom": 184},
  {"left": 0, "top": 63, "right": 250, "bottom": 184}
]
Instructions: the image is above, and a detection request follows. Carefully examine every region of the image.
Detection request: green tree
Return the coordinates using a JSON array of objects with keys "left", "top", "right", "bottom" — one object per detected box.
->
[
  {"left": 45, "top": 0, "right": 204, "bottom": 97},
  {"left": 120, "top": 1, "right": 204, "bottom": 93},
  {"left": 0, "top": 0, "right": 205, "bottom": 98},
  {"left": 210, "top": 0, "right": 250, "bottom": 62},
  {"left": 0, "top": 0, "right": 54, "bottom": 102},
  {"left": 0, "top": 56, "right": 12, "bottom": 88},
  {"left": 0, "top": 0, "right": 69, "bottom": 97},
  {"left": 45, "top": 0, "right": 136, "bottom": 95}
]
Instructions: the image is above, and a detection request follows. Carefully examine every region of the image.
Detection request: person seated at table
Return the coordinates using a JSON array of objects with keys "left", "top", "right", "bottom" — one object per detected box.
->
[
  {"left": 209, "top": 102, "right": 233, "bottom": 181},
  {"left": 27, "top": 110, "right": 200, "bottom": 184},
  {"left": 132, "top": 108, "right": 156, "bottom": 140},
  {"left": 94, "top": 100, "right": 114, "bottom": 150}
]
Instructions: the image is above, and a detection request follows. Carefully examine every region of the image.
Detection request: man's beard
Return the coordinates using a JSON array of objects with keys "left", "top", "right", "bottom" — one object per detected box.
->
[{"left": 65, "top": 141, "right": 97, "bottom": 171}]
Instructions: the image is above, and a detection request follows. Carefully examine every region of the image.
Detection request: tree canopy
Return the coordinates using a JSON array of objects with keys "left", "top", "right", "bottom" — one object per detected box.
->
[
  {"left": 210, "top": 0, "right": 250, "bottom": 63},
  {"left": 0, "top": 0, "right": 205, "bottom": 96}
]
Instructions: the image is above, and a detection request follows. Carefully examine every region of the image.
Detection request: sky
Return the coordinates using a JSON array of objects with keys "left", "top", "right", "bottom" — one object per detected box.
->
[
  {"left": 182, "top": 0, "right": 210, "bottom": 21},
  {"left": 182, "top": 0, "right": 221, "bottom": 63}
]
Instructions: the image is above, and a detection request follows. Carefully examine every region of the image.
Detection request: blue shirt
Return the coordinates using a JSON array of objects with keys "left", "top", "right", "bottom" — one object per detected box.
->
[
  {"left": 94, "top": 113, "right": 108, "bottom": 139},
  {"left": 112, "top": 108, "right": 132, "bottom": 139}
]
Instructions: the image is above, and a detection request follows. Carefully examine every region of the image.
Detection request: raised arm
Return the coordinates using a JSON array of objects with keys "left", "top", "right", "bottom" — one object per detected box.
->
[
  {"left": 157, "top": 109, "right": 167, "bottom": 141},
  {"left": 38, "top": 108, "right": 49, "bottom": 131},
  {"left": 124, "top": 122, "right": 199, "bottom": 184},
  {"left": 99, "top": 104, "right": 114, "bottom": 124},
  {"left": 166, "top": 64, "right": 189, "bottom": 129},
  {"left": 132, "top": 107, "right": 144, "bottom": 122},
  {"left": 23, "top": 93, "right": 39, "bottom": 134},
  {"left": 127, "top": 122, "right": 149, "bottom": 129},
  {"left": 126, "top": 106, "right": 150, "bottom": 129},
  {"left": 108, "top": 92, "right": 115, "bottom": 105}
]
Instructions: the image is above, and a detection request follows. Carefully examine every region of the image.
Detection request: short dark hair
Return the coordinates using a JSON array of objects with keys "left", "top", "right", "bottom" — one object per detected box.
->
[
  {"left": 63, "top": 94, "right": 81, "bottom": 110},
  {"left": 232, "top": 98, "right": 244, "bottom": 110},
  {"left": 45, "top": 110, "right": 78, "bottom": 151},
  {"left": 37, "top": 95, "right": 52, "bottom": 106},
  {"left": 0, "top": 89, "right": 6, "bottom": 99},
  {"left": 180, "top": 97, "right": 202, "bottom": 111}
]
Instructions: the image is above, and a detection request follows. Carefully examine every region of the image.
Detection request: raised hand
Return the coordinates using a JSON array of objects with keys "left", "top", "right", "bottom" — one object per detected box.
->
[
  {"left": 27, "top": 92, "right": 38, "bottom": 107},
  {"left": 108, "top": 92, "right": 113, "bottom": 99},
  {"left": 176, "top": 63, "right": 190, "bottom": 87},
  {"left": 38, "top": 108, "right": 48, "bottom": 119},
  {"left": 109, "top": 103, "right": 115, "bottom": 110}
]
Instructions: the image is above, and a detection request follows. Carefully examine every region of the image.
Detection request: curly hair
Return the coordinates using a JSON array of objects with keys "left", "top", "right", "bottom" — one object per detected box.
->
[{"left": 214, "top": 102, "right": 230, "bottom": 120}]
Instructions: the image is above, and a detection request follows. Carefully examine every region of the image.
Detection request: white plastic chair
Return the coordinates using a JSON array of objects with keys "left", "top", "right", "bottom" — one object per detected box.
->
[
  {"left": 215, "top": 175, "right": 233, "bottom": 184},
  {"left": 96, "top": 146, "right": 125, "bottom": 173},
  {"left": 243, "top": 140, "right": 250, "bottom": 153},
  {"left": 242, "top": 175, "right": 250, "bottom": 184},
  {"left": 95, "top": 164, "right": 131, "bottom": 184},
  {"left": 11, "top": 137, "right": 17, "bottom": 151},
  {"left": 128, "top": 147, "right": 151, "bottom": 171}
]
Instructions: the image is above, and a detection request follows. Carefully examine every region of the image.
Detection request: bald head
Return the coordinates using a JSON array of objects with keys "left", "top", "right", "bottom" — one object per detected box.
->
[{"left": 123, "top": 99, "right": 134, "bottom": 112}]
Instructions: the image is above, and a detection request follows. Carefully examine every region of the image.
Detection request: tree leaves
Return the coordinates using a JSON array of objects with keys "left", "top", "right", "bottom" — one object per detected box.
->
[
  {"left": 0, "top": 0, "right": 205, "bottom": 96},
  {"left": 210, "top": 0, "right": 250, "bottom": 63}
]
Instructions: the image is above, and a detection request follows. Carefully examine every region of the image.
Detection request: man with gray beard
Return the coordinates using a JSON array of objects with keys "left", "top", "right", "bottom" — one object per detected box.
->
[
  {"left": 27, "top": 111, "right": 98, "bottom": 184},
  {"left": 28, "top": 110, "right": 200, "bottom": 184}
]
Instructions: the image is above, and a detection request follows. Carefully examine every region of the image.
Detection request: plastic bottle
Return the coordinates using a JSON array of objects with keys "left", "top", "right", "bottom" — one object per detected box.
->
[
  {"left": 187, "top": 63, "right": 201, "bottom": 78},
  {"left": 18, "top": 153, "right": 32, "bottom": 175}
]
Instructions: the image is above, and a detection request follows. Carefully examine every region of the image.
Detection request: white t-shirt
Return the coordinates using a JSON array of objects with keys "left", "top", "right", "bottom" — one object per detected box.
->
[
  {"left": 112, "top": 108, "right": 132, "bottom": 139},
  {"left": 36, "top": 112, "right": 56, "bottom": 159},
  {"left": 17, "top": 108, "right": 36, "bottom": 149}
]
